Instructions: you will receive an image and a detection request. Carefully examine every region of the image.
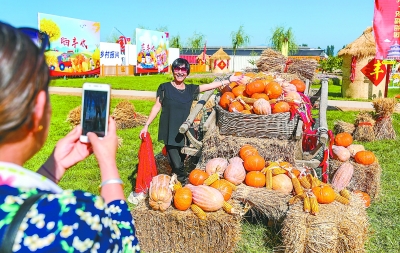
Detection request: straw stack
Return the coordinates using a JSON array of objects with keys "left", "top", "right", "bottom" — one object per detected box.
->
[
  {"left": 333, "top": 120, "right": 355, "bottom": 135},
  {"left": 111, "top": 100, "right": 148, "bottom": 129},
  {"left": 66, "top": 105, "right": 81, "bottom": 127},
  {"left": 372, "top": 98, "right": 397, "bottom": 140},
  {"left": 353, "top": 112, "right": 375, "bottom": 142}
]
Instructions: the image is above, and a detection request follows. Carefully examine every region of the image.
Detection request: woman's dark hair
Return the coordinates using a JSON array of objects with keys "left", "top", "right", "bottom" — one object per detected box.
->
[
  {"left": 171, "top": 58, "right": 190, "bottom": 75},
  {"left": 0, "top": 22, "right": 50, "bottom": 141}
]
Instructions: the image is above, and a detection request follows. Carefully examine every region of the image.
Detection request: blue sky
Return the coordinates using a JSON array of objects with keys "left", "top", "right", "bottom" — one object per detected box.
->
[{"left": 1, "top": 0, "right": 374, "bottom": 53}]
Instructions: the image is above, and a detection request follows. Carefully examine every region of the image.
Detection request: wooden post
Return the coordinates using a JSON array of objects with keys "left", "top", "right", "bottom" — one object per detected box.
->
[{"left": 116, "top": 64, "right": 118, "bottom": 76}]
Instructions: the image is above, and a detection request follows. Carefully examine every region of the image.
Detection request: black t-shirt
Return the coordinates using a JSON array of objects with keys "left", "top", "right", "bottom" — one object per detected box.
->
[{"left": 156, "top": 82, "right": 200, "bottom": 146}]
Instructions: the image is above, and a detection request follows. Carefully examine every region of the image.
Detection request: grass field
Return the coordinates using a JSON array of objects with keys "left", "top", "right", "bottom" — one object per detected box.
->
[{"left": 25, "top": 88, "right": 400, "bottom": 252}]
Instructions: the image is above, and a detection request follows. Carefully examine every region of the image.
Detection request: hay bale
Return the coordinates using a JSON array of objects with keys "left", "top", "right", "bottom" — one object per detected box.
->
[
  {"left": 199, "top": 126, "right": 299, "bottom": 168},
  {"left": 111, "top": 100, "right": 148, "bottom": 129},
  {"left": 279, "top": 193, "right": 369, "bottom": 253},
  {"left": 353, "top": 112, "right": 375, "bottom": 142},
  {"left": 329, "top": 159, "right": 381, "bottom": 199},
  {"left": 232, "top": 184, "right": 290, "bottom": 221},
  {"left": 66, "top": 105, "right": 81, "bottom": 127},
  {"left": 132, "top": 199, "right": 243, "bottom": 253},
  {"left": 373, "top": 98, "right": 397, "bottom": 140},
  {"left": 333, "top": 120, "right": 355, "bottom": 135}
]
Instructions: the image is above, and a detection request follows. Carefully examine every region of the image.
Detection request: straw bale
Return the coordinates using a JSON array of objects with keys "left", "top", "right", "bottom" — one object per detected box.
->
[
  {"left": 198, "top": 126, "right": 299, "bottom": 168},
  {"left": 333, "top": 120, "right": 355, "bottom": 135},
  {"left": 279, "top": 193, "right": 369, "bottom": 253},
  {"left": 329, "top": 159, "right": 381, "bottom": 199},
  {"left": 337, "top": 27, "right": 375, "bottom": 59},
  {"left": 132, "top": 199, "right": 243, "bottom": 253},
  {"left": 66, "top": 105, "right": 81, "bottom": 127},
  {"left": 353, "top": 112, "right": 375, "bottom": 142},
  {"left": 372, "top": 98, "right": 397, "bottom": 140},
  {"left": 111, "top": 100, "right": 148, "bottom": 129},
  {"left": 232, "top": 184, "right": 290, "bottom": 221}
]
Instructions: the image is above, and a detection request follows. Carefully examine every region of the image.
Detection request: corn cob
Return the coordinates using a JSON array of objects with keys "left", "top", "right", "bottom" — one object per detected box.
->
[
  {"left": 271, "top": 167, "right": 287, "bottom": 175},
  {"left": 299, "top": 176, "right": 311, "bottom": 189},
  {"left": 221, "top": 179, "right": 237, "bottom": 191},
  {"left": 191, "top": 204, "right": 207, "bottom": 220},
  {"left": 306, "top": 174, "right": 314, "bottom": 187},
  {"left": 311, "top": 176, "right": 321, "bottom": 188},
  {"left": 335, "top": 192, "right": 350, "bottom": 205},
  {"left": 203, "top": 173, "right": 219, "bottom": 186},
  {"left": 265, "top": 169, "right": 273, "bottom": 190},
  {"left": 173, "top": 181, "right": 182, "bottom": 191},
  {"left": 291, "top": 176, "right": 304, "bottom": 195},
  {"left": 223, "top": 201, "right": 236, "bottom": 214},
  {"left": 236, "top": 96, "right": 252, "bottom": 110},
  {"left": 261, "top": 162, "right": 280, "bottom": 173},
  {"left": 310, "top": 195, "right": 319, "bottom": 215},
  {"left": 289, "top": 193, "right": 305, "bottom": 205},
  {"left": 340, "top": 188, "right": 351, "bottom": 200},
  {"left": 303, "top": 195, "right": 311, "bottom": 213}
]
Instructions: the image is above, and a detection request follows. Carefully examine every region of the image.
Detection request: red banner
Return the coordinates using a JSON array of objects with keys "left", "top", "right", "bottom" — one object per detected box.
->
[
  {"left": 361, "top": 58, "right": 387, "bottom": 86},
  {"left": 373, "top": 0, "right": 400, "bottom": 59}
]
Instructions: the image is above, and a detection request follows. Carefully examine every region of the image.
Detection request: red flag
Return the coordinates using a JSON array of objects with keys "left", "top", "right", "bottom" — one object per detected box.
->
[
  {"left": 203, "top": 41, "right": 207, "bottom": 62},
  {"left": 373, "top": 0, "right": 400, "bottom": 59},
  {"left": 361, "top": 58, "right": 387, "bottom": 86}
]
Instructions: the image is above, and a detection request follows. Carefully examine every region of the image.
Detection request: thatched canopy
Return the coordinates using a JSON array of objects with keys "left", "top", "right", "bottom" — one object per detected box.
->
[
  {"left": 196, "top": 52, "right": 210, "bottom": 61},
  {"left": 338, "top": 27, "right": 376, "bottom": 59},
  {"left": 210, "top": 47, "right": 231, "bottom": 60}
]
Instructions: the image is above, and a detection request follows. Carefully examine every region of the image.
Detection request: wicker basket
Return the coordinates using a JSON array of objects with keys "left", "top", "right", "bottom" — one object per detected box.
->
[{"left": 216, "top": 104, "right": 300, "bottom": 140}]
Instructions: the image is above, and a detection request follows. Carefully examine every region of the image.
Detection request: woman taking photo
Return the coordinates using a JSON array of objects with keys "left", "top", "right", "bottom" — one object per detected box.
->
[
  {"left": 0, "top": 22, "right": 140, "bottom": 252},
  {"left": 140, "top": 58, "right": 243, "bottom": 183}
]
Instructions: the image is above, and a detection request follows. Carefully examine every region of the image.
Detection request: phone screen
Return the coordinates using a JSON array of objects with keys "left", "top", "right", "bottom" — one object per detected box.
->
[{"left": 82, "top": 90, "right": 109, "bottom": 137}]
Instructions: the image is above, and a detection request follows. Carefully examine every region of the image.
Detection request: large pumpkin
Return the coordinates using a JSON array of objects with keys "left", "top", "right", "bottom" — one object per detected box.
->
[
  {"left": 149, "top": 174, "right": 173, "bottom": 211},
  {"left": 272, "top": 174, "right": 293, "bottom": 194},
  {"left": 205, "top": 157, "right": 228, "bottom": 176},
  {"left": 224, "top": 159, "right": 246, "bottom": 185},
  {"left": 219, "top": 92, "right": 235, "bottom": 110},
  {"left": 210, "top": 179, "right": 233, "bottom": 201},
  {"left": 354, "top": 150, "right": 375, "bottom": 165},
  {"left": 264, "top": 81, "right": 282, "bottom": 99},
  {"left": 246, "top": 80, "right": 265, "bottom": 96},
  {"left": 245, "top": 171, "right": 266, "bottom": 187},
  {"left": 239, "top": 144, "right": 259, "bottom": 160},
  {"left": 334, "top": 132, "right": 353, "bottom": 147},
  {"left": 290, "top": 79, "right": 306, "bottom": 93},
  {"left": 243, "top": 154, "right": 265, "bottom": 171},
  {"left": 228, "top": 101, "right": 244, "bottom": 112},
  {"left": 252, "top": 98, "right": 271, "bottom": 115},
  {"left": 173, "top": 187, "right": 192, "bottom": 211},
  {"left": 189, "top": 169, "right": 209, "bottom": 186},
  {"left": 232, "top": 85, "right": 247, "bottom": 97},
  {"left": 185, "top": 184, "right": 224, "bottom": 211},
  {"left": 272, "top": 101, "right": 290, "bottom": 114},
  {"left": 312, "top": 184, "right": 336, "bottom": 204},
  {"left": 251, "top": 93, "right": 269, "bottom": 100}
]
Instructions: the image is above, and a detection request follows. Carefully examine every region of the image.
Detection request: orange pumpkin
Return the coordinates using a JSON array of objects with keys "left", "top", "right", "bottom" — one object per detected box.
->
[
  {"left": 272, "top": 174, "right": 293, "bottom": 194},
  {"left": 312, "top": 184, "right": 336, "bottom": 204},
  {"left": 354, "top": 150, "right": 376, "bottom": 165},
  {"left": 232, "top": 85, "right": 247, "bottom": 97},
  {"left": 219, "top": 92, "right": 235, "bottom": 110},
  {"left": 354, "top": 190, "right": 371, "bottom": 207},
  {"left": 239, "top": 144, "right": 259, "bottom": 160},
  {"left": 234, "top": 71, "right": 243, "bottom": 76},
  {"left": 245, "top": 171, "right": 266, "bottom": 187},
  {"left": 210, "top": 179, "right": 233, "bottom": 201},
  {"left": 251, "top": 93, "right": 269, "bottom": 100},
  {"left": 285, "top": 168, "right": 301, "bottom": 178},
  {"left": 244, "top": 72, "right": 256, "bottom": 78},
  {"left": 334, "top": 132, "right": 353, "bottom": 147},
  {"left": 220, "top": 81, "right": 239, "bottom": 94},
  {"left": 173, "top": 187, "right": 192, "bottom": 211},
  {"left": 228, "top": 101, "right": 244, "bottom": 112},
  {"left": 272, "top": 101, "right": 290, "bottom": 114},
  {"left": 290, "top": 79, "right": 306, "bottom": 93},
  {"left": 243, "top": 154, "right": 265, "bottom": 171},
  {"left": 264, "top": 81, "right": 283, "bottom": 99},
  {"left": 189, "top": 169, "right": 209, "bottom": 186},
  {"left": 246, "top": 80, "right": 265, "bottom": 96}
]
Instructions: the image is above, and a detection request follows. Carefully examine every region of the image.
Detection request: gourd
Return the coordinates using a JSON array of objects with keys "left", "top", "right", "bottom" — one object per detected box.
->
[
  {"left": 332, "top": 145, "right": 351, "bottom": 162},
  {"left": 185, "top": 184, "right": 224, "bottom": 211},
  {"left": 210, "top": 179, "right": 233, "bottom": 201},
  {"left": 272, "top": 101, "right": 290, "bottom": 114},
  {"left": 347, "top": 144, "right": 365, "bottom": 157},
  {"left": 188, "top": 169, "right": 209, "bottom": 186},
  {"left": 290, "top": 79, "right": 306, "bottom": 93},
  {"left": 251, "top": 93, "right": 269, "bottom": 100},
  {"left": 354, "top": 190, "right": 371, "bottom": 207},
  {"left": 228, "top": 101, "right": 244, "bottom": 112},
  {"left": 239, "top": 144, "right": 259, "bottom": 160},
  {"left": 264, "top": 81, "right": 282, "bottom": 99},
  {"left": 219, "top": 92, "right": 235, "bottom": 110},
  {"left": 205, "top": 157, "right": 228, "bottom": 176},
  {"left": 243, "top": 154, "right": 265, "bottom": 171},
  {"left": 272, "top": 174, "right": 293, "bottom": 194},
  {"left": 245, "top": 171, "right": 266, "bottom": 187},
  {"left": 312, "top": 184, "right": 336, "bottom": 204},
  {"left": 334, "top": 132, "right": 353, "bottom": 147},
  {"left": 149, "top": 174, "right": 173, "bottom": 211},
  {"left": 354, "top": 150, "right": 375, "bottom": 165},
  {"left": 281, "top": 82, "right": 297, "bottom": 93},
  {"left": 173, "top": 187, "right": 192, "bottom": 211},
  {"left": 232, "top": 85, "right": 247, "bottom": 97},
  {"left": 224, "top": 159, "right": 246, "bottom": 185},
  {"left": 246, "top": 80, "right": 265, "bottom": 96},
  {"left": 331, "top": 162, "right": 354, "bottom": 191},
  {"left": 284, "top": 91, "right": 301, "bottom": 104},
  {"left": 252, "top": 98, "right": 271, "bottom": 115}
]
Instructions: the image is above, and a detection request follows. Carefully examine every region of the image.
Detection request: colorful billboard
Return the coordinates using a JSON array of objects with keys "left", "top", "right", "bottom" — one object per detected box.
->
[
  {"left": 136, "top": 28, "right": 169, "bottom": 74},
  {"left": 38, "top": 13, "right": 100, "bottom": 77}
]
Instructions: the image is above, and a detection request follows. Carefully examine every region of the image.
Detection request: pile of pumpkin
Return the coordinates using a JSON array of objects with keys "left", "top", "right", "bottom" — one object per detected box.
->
[{"left": 218, "top": 72, "right": 306, "bottom": 115}]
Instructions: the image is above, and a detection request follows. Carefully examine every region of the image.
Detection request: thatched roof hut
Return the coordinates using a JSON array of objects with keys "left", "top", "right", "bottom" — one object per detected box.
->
[
  {"left": 196, "top": 52, "right": 210, "bottom": 65},
  {"left": 210, "top": 48, "right": 231, "bottom": 73},
  {"left": 338, "top": 27, "right": 386, "bottom": 99}
]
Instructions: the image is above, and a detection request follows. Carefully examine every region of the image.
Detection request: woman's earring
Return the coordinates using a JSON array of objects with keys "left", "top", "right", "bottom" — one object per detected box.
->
[{"left": 37, "top": 125, "right": 44, "bottom": 132}]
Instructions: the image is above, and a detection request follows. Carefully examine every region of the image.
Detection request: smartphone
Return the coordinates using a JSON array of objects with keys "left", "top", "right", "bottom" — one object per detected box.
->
[{"left": 80, "top": 83, "right": 111, "bottom": 143}]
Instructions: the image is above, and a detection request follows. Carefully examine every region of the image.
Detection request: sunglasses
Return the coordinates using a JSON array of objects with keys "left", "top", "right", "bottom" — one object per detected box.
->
[
  {"left": 18, "top": 27, "right": 50, "bottom": 55},
  {"left": 173, "top": 66, "right": 187, "bottom": 73}
]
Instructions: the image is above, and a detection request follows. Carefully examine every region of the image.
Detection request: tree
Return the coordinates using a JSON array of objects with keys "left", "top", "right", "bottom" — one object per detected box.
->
[
  {"left": 39, "top": 18, "right": 61, "bottom": 42},
  {"left": 319, "top": 56, "right": 343, "bottom": 73},
  {"left": 106, "top": 31, "right": 120, "bottom": 43},
  {"left": 186, "top": 32, "right": 205, "bottom": 54},
  {"left": 326, "top": 45, "right": 335, "bottom": 57},
  {"left": 270, "top": 26, "right": 298, "bottom": 56},
  {"left": 231, "top": 25, "right": 250, "bottom": 70},
  {"left": 170, "top": 35, "right": 183, "bottom": 49}
]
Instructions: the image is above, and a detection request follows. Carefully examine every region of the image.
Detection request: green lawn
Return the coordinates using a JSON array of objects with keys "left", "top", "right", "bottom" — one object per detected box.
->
[{"left": 25, "top": 92, "right": 400, "bottom": 252}]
